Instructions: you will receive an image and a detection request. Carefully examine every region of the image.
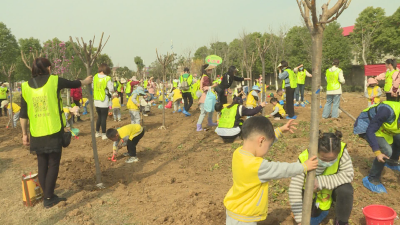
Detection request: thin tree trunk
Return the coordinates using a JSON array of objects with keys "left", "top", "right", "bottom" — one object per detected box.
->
[
  {"left": 162, "top": 76, "right": 166, "bottom": 127},
  {"left": 9, "top": 77, "right": 14, "bottom": 128},
  {"left": 86, "top": 65, "right": 102, "bottom": 185},
  {"left": 362, "top": 45, "right": 368, "bottom": 94},
  {"left": 261, "top": 58, "right": 266, "bottom": 115},
  {"left": 301, "top": 31, "right": 323, "bottom": 225}
]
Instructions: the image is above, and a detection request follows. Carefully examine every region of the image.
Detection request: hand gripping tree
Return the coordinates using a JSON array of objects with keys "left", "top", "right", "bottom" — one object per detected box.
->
[
  {"left": 69, "top": 33, "right": 110, "bottom": 189},
  {"left": 156, "top": 49, "right": 174, "bottom": 130},
  {"left": 2, "top": 64, "right": 16, "bottom": 128},
  {"left": 255, "top": 37, "right": 272, "bottom": 115},
  {"left": 295, "top": 0, "right": 351, "bottom": 224}
]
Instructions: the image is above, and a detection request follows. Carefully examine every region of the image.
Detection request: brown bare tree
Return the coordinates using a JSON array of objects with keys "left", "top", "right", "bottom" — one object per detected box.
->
[
  {"left": 256, "top": 37, "right": 272, "bottom": 115},
  {"left": 295, "top": 0, "right": 351, "bottom": 223},
  {"left": 243, "top": 50, "right": 256, "bottom": 87},
  {"left": 2, "top": 64, "right": 16, "bottom": 128},
  {"left": 69, "top": 33, "right": 110, "bottom": 189},
  {"left": 268, "top": 27, "right": 287, "bottom": 89},
  {"left": 21, "top": 49, "right": 43, "bottom": 70},
  {"left": 156, "top": 49, "right": 174, "bottom": 130}
]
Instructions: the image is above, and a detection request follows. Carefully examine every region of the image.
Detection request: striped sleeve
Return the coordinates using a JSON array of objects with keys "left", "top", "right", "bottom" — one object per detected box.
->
[
  {"left": 289, "top": 170, "right": 305, "bottom": 223},
  {"left": 274, "top": 128, "right": 283, "bottom": 142},
  {"left": 316, "top": 149, "right": 354, "bottom": 190}
]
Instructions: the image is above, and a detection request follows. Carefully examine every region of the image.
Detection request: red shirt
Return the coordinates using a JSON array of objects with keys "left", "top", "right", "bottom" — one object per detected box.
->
[{"left": 70, "top": 87, "right": 82, "bottom": 101}]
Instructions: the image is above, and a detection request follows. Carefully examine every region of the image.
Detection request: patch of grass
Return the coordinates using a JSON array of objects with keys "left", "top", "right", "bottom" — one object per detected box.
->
[
  {"left": 231, "top": 143, "right": 241, "bottom": 150},
  {"left": 177, "top": 144, "right": 183, "bottom": 149},
  {"left": 213, "top": 148, "right": 220, "bottom": 152},
  {"left": 210, "top": 163, "right": 220, "bottom": 171}
]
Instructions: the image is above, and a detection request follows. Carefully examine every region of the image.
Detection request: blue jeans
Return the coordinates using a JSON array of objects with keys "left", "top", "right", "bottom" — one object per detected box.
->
[
  {"left": 368, "top": 135, "right": 400, "bottom": 183},
  {"left": 295, "top": 84, "right": 305, "bottom": 102},
  {"left": 197, "top": 103, "right": 214, "bottom": 125},
  {"left": 150, "top": 94, "right": 156, "bottom": 100},
  {"left": 322, "top": 94, "right": 341, "bottom": 118}
]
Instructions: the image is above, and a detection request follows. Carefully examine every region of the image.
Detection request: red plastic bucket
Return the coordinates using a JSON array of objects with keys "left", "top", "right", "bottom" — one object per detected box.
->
[{"left": 363, "top": 205, "right": 397, "bottom": 225}]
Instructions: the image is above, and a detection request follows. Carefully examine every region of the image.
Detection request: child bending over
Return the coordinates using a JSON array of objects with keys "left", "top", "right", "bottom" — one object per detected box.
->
[
  {"left": 1, "top": 100, "right": 20, "bottom": 127},
  {"left": 106, "top": 124, "right": 145, "bottom": 163},
  {"left": 289, "top": 130, "right": 354, "bottom": 225},
  {"left": 63, "top": 106, "right": 80, "bottom": 129},
  {"left": 224, "top": 116, "right": 318, "bottom": 225},
  {"left": 169, "top": 87, "right": 183, "bottom": 113}
]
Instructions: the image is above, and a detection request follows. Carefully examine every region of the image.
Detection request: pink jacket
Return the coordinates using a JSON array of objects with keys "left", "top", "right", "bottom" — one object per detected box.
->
[
  {"left": 199, "top": 75, "right": 212, "bottom": 104},
  {"left": 376, "top": 68, "right": 400, "bottom": 94},
  {"left": 147, "top": 81, "right": 156, "bottom": 94}
]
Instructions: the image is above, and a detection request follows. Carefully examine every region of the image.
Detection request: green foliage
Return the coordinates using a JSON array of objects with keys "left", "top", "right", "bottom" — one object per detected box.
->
[
  {"left": 374, "top": 7, "right": 400, "bottom": 57},
  {"left": 134, "top": 56, "right": 144, "bottom": 72},
  {"left": 351, "top": 6, "right": 386, "bottom": 64},
  {"left": 285, "top": 26, "right": 311, "bottom": 70},
  {"left": 0, "top": 22, "right": 19, "bottom": 80},
  {"left": 322, "top": 21, "right": 352, "bottom": 74},
  {"left": 193, "top": 46, "right": 209, "bottom": 60}
]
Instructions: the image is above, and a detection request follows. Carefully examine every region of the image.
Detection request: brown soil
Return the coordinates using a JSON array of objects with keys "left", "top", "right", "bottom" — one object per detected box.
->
[{"left": 0, "top": 92, "right": 399, "bottom": 225}]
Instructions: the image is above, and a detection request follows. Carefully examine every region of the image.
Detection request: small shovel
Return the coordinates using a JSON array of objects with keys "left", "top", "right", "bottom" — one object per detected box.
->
[{"left": 384, "top": 158, "right": 400, "bottom": 165}]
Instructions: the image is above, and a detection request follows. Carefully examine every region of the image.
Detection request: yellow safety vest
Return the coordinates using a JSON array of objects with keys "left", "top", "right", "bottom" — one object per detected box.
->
[
  {"left": 180, "top": 74, "right": 193, "bottom": 93},
  {"left": 0, "top": 86, "right": 7, "bottom": 99},
  {"left": 63, "top": 107, "right": 72, "bottom": 120},
  {"left": 287, "top": 69, "right": 297, "bottom": 89},
  {"left": 384, "top": 70, "right": 397, "bottom": 92},
  {"left": 297, "top": 70, "right": 307, "bottom": 85},
  {"left": 117, "top": 81, "right": 122, "bottom": 92},
  {"left": 144, "top": 80, "right": 148, "bottom": 89},
  {"left": 298, "top": 142, "right": 346, "bottom": 211},
  {"left": 363, "top": 101, "right": 400, "bottom": 144},
  {"left": 275, "top": 103, "right": 286, "bottom": 116},
  {"left": 22, "top": 75, "right": 66, "bottom": 137},
  {"left": 125, "top": 82, "right": 132, "bottom": 94},
  {"left": 326, "top": 69, "right": 341, "bottom": 91},
  {"left": 367, "top": 86, "right": 381, "bottom": 104},
  {"left": 7, "top": 103, "right": 21, "bottom": 113},
  {"left": 219, "top": 104, "right": 239, "bottom": 128},
  {"left": 246, "top": 91, "right": 257, "bottom": 108},
  {"left": 127, "top": 95, "right": 140, "bottom": 110},
  {"left": 93, "top": 74, "right": 111, "bottom": 101}
]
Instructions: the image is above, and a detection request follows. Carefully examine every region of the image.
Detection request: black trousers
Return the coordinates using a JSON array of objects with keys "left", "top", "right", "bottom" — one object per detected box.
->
[
  {"left": 309, "top": 183, "right": 353, "bottom": 222},
  {"left": 0, "top": 99, "right": 7, "bottom": 116},
  {"left": 118, "top": 92, "right": 124, "bottom": 105},
  {"left": 127, "top": 130, "right": 145, "bottom": 157},
  {"left": 273, "top": 113, "right": 284, "bottom": 119},
  {"left": 96, "top": 107, "right": 109, "bottom": 133},
  {"left": 285, "top": 87, "right": 295, "bottom": 117},
  {"left": 386, "top": 92, "right": 400, "bottom": 102},
  {"left": 37, "top": 151, "right": 62, "bottom": 199},
  {"left": 218, "top": 90, "right": 228, "bottom": 105},
  {"left": 182, "top": 92, "right": 193, "bottom": 111}
]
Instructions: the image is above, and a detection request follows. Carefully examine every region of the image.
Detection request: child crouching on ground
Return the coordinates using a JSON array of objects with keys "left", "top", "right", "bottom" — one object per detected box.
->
[
  {"left": 169, "top": 87, "right": 182, "bottom": 113},
  {"left": 63, "top": 106, "right": 80, "bottom": 129},
  {"left": 224, "top": 116, "right": 318, "bottom": 225},
  {"left": 112, "top": 93, "right": 121, "bottom": 122},
  {"left": 106, "top": 124, "right": 145, "bottom": 163},
  {"left": 266, "top": 97, "right": 286, "bottom": 120},
  {"left": 1, "top": 100, "right": 20, "bottom": 127}
]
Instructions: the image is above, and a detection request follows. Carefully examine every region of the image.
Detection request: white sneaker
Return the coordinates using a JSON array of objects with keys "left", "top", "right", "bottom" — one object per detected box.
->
[
  {"left": 102, "top": 134, "right": 107, "bottom": 140},
  {"left": 125, "top": 157, "right": 139, "bottom": 163},
  {"left": 123, "top": 152, "right": 130, "bottom": 157},
  {"left": 95, "top": 132, "right": 101, "bottom": 138}
]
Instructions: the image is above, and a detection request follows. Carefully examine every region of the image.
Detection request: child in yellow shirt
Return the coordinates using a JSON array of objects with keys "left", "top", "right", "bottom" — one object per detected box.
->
[
  {"left": 266, "top": 98, "right": 286, "bottom": 120},
  {"left": 365, "top": 78, "right": 382, "bottom": 106},
  {"left": 224, "top": 117, "right": 317, "bottom": 224},
  {"left": 106, "top": 124, "right": 145, "bottom": 163},
  {"left": 112, "top": 93, "right": 121, "bottom": 122},
  {"left": 169, "top": 87, "right": 183, "bottom": 113},
  {"left": 1, "top": 100, "right": 20, "bottom": 127},
  {"left": 63, "top": 106, "right": 80, "bottom": 128}
]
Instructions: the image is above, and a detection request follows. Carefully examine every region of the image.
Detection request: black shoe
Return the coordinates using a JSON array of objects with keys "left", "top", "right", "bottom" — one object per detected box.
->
[{"left": 44, "top": 195, "right": 67, "bottom": 208}]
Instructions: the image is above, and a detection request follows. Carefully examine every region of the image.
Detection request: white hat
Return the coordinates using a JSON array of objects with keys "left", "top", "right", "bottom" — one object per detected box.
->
[
  {"left": 131, "top": 76, "right": 138, "bottom": 81},
  {"left": 277, "top": 63, "right": 282, "bottom": 68},
  {"left": 1, "top": 100, "right": 9, "bottom": 108},
  {"left": 120, "top": 78, "right": 127, "bottom": 84}
]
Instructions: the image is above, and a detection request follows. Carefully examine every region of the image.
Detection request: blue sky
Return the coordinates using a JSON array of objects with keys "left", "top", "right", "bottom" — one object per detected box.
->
[{"left": 1, "top": 0, "right": 398, "bottom": 70}]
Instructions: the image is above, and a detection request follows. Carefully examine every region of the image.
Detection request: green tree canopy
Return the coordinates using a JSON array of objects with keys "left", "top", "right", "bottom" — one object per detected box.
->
[
  {"left": 0, "top": 22, "right": 19, "bottom": 80},
  {"left": 15, "top": 37, "right": 42, "bottom": 80},
  {"left": 374, "top": 7, "right": 400, "bottom": 57},
  {"left": 134, "top": 56, "right": 145, "bottom": 72}
]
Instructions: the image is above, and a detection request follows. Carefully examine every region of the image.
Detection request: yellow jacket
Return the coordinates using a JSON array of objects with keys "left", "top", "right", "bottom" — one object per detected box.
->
[
  {"left": 112, "top": 98, "right": 121, "bottom": 109},
  {"left": 172, "top": 89, "right": 182, "bottom": 102},
  {"left": 224, "top": 129, "right": 304, "bottom": 222},
  {"left": 274, "top": 103, "right": 286, "bottom": 116},
  {"left": 7, "top": 103, "right": 21, "bottom": 113},
  {"left": 63, "top": 107, "right": 72, "bottom": 120},
  {"left": 118, "top": 124, "right": 143, "bottom": 140}
]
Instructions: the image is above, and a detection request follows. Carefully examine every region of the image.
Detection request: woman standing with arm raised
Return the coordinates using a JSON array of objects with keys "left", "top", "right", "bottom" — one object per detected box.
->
[{"left": 20, "top": 58, "right": 93, "bottom": 208}]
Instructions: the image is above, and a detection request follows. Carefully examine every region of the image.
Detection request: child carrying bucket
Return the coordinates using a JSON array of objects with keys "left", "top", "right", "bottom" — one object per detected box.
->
[
  {"left": 289, "top": 130, "right": 354, "bottom": 225},
  {"left": 365, "top": 78, "right": 382, "bottom": 106},
  {"left": 224, "top": 117, "right": 318, "bottom": 224}
]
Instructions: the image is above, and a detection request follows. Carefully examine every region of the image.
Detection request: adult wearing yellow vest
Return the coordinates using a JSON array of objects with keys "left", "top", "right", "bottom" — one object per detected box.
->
[
  {"left": 293, "top": 64, "right": 312, "bottom": 107},
  {"left": 278, "top": 60, "right": 297, "bottom": 119},
  {"left": 214, "top": 99, "right": 266, "bottom": 143},
  {"left": 322, "top": 59, "right": 345, "bottom": 119},
  {"left": 353, "top": 101, "right": 400, "bottom": 193},
  {"left": 289, "top": 131, "right": 354, "bottom": 225},
  {"left": 216, "top": 66, "right": 250, "bottom": 105},
  {"left": 20, "top": 58, "right": 93, "bottom": 208},
  {"left": 0, "top": 82, "right": 9, "bottom": 117},
  {"left": 180, "top": 67, "right": 193, "bottom": 116},
  {"left": 93, "top": 63, "right": 114, "bottom": 140},
  {"left": 376, "top": 59, "right": 399, "bottom": 101}
]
